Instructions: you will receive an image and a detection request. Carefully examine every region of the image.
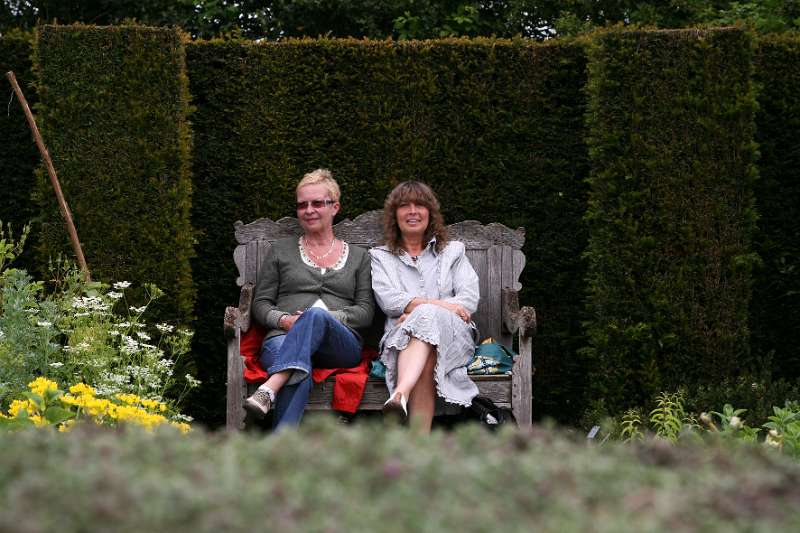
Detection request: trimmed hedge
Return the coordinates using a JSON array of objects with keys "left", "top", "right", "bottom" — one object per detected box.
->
[
  {"left": 751, "top": 35, "right": 800, "bottom": 381},
  {"left": 0, "top": 31, "right": 39, "bottom": 271},
  {"left": 185, "top": 38, "right": 590, "bottom": 425},
  {"left": 9, "top": 24, "right": 797, "bottom": 426},
  {"left": 583, "top": 28, "right": 759, "bottom": 413},
  {"left": 33, "top": 25, "right": 194, "bottom": 321},
  {"left": 2, "top": 422, "right": 800, "bottom": 532}
]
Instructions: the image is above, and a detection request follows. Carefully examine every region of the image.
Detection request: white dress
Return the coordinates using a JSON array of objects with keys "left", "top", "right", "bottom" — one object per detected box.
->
[{"left": 370, "top": 240, "right": 480, "bottom": 407}]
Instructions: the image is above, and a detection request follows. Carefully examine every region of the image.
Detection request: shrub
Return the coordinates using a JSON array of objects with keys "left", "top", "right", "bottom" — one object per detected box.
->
[
  {"left": 32, "top": 24, "right": 195, "bottom": 323},
  {"left": 582, "top": 28, "right": 759, "bottom": 413},
  {"left": 0, "top": 225, "right": 198, "bottom": 424},
  {"left": 751, "top": 34, "right": 800, "bottom": 382},
  {"left": 1, "top": 420, "right": 800, "bottom": 531}
]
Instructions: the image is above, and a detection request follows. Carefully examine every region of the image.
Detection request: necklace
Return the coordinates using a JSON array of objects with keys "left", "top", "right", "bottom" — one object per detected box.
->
[{"left": 303, "top": 236, "right": 337, "bottom": 262}]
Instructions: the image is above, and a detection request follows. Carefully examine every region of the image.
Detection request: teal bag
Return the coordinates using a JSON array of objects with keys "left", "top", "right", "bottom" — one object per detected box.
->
[
  {"left": 468, "top": 341, "right": 515, "bottom": 375},
  {"left": 370, "top": 359, "right": 387, "bottom": 379}
]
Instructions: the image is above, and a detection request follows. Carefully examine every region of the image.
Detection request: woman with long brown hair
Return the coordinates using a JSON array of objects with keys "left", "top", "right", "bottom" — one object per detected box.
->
[{"left": 370, "top": 181, "right": 479, "bottom": 431}]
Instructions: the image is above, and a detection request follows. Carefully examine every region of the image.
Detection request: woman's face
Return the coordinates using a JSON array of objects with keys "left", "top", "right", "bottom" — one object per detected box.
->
[
  {"left": 396, "top": 201, "right": 430, "bottom": 240},
  {"left": 297, "top": 184, "right": 339, "bottom": 234}
]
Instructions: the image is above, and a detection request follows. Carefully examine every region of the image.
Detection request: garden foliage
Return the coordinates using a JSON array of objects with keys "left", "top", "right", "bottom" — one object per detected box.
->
[
  {"left": 0, "top": 225, "right": 198, "bottom": 427},
  {"left": 1, "top": 420, "right": 800, "bottom": 532},
  {"left": 1, "top": 25, "right": 798, "bottom": 426},
  {"left": 582, "top": 28, "right": 759, "bottom": 413},
  {"left": 32, "top": 24, "right": 195, "bottom": 322}
]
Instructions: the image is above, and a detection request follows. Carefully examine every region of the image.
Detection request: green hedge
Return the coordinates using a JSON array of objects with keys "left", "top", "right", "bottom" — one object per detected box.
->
[
  {"left": 33, "top": 24, "right": 194, "bottom": 321},
  {"left": 751, "top": 35, "right": 800, "bottom": 381},
  {"left": 0, "top": 31, "right": 39, "bottom": 271},
  {"left": 185, "top": 38, "right": 590, "bottom": 425},
  {"left": 583, "top": 28, "right": 759, "bottom": 413},
  {"left": 10, "top": 25, "right": 797, "bottom": 427},
  {"left": 2, "top": 422, "right": 800, "bottom": 532}
]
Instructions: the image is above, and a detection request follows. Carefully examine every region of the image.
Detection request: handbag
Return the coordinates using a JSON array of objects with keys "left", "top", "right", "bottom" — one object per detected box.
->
[{"left": 468, "top": 338, "right": 515, "bottom": 375}]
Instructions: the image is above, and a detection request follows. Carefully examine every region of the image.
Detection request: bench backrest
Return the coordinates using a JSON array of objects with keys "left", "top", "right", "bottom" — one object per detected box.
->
[{"left": 233, "top": 210, "right": 526, "bottom": 348}]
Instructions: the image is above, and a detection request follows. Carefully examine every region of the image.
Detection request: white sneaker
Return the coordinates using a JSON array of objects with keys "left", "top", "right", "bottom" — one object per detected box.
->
[{"left": 244, "top": 388, "right": 272, "bottom": 419}]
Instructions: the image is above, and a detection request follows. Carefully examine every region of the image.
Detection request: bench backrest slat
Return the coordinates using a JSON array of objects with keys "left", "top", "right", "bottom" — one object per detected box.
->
[{"left": 233, "top": 210, "right": 525, "bottom": 349}]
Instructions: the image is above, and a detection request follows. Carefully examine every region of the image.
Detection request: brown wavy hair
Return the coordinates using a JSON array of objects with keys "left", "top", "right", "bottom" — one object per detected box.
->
[{"left": 383, "top": 181, "right": 448, "bottom": 254}]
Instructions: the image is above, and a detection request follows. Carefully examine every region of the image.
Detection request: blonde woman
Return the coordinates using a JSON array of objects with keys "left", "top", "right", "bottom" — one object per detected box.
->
[{"left": 245, "top": 169, "right": 374, "bottom": 429}]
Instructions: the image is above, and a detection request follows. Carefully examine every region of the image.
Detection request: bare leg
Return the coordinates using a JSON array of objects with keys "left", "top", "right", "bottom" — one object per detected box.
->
[
  {"left": 261, "top": 370, "right": 292, "bottom": 395},
  {"left": 408, "top": 349, "right": 436, "bottom": 432},
  {"left": 394, "top": 337, "right": 435, "bottom": 398}
]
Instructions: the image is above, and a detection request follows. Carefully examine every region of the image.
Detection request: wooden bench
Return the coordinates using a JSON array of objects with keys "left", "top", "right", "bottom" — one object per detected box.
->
[{"left": 223, "top": 210, "right": 537, "bottom": 430}]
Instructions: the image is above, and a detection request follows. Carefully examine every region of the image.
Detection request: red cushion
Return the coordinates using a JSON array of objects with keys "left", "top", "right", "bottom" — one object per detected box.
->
[{"left": 240, "top": 324, "right": 268, "bottom": 383}]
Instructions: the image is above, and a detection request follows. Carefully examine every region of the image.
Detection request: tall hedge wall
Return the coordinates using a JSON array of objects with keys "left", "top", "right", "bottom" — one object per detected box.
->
[
  {"left": 0, "top": 31, "right": 39, "bottom": 270},
  {"left": 33, "top": 25, "right": 194, "bottom": 321},
  {"left": 583, "top": 28, "right": 758, "bottom": 413},
  {"left": 10, "top": 24, "right": 797, "bottom": 427},
  {"left": 186, "top": 38, "right": 590, "bottom": 424},
  {"left": 751, "top": 35, "right": 800, "bottom": 381}
]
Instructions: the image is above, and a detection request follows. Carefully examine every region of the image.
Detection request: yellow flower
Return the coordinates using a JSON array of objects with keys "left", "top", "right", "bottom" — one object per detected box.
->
[
  {"left": 69, "top": 383, "right": 96, "bottom": 397},
  {"left": 171, "top": 421, "right": 191, "bottom": 434},
  {"left": 58, "top": 420, "right": 76, "bottom": 433},
  {"left": 28, "top": 377, "right": 59, "bottom": 397},
  {"left": 9, "top": 399, "right": 36, "bottom": 417},
  {"left": 116, "top": 393, "right": 142, "bottom": 405}
]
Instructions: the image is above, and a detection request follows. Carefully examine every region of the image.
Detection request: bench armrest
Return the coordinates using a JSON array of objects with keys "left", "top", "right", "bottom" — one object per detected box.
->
[
  {"left": 223, "top": 282, "right": 254, "bottom": 430},
  {"left": 223, "top": 282, "right": 254, "bottom": 339},
  {"left": 503, "top": 288, "right": 536, "bottom": 428},
  {"left": 502, "top": 288, "right": 537, "bottom": 338}
]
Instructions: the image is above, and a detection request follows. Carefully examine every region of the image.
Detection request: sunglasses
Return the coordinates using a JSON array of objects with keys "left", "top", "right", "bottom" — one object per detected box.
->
[{"left": 296, "top": 199, "right": 334, "bottom": 210}]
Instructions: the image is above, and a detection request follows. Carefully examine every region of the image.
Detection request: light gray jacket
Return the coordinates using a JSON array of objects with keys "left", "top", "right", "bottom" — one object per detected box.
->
[{"left": 370, "top": 240, "right": 479, "bottom": 333}]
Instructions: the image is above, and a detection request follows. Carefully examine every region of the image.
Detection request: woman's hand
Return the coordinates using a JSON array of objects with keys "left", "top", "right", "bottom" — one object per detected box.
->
[
  {"left": 279, "top": 311, "right": 303, "bottom": 331},
  {"left": 436, "top": 301, "right": 471, "bottom": 323},
  {"left": 402, "top": 298, "right": 470, "bottom": 322}
]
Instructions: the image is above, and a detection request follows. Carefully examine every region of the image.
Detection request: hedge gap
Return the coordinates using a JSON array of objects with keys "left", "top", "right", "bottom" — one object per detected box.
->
[
  {"left": 0, "top": 31, "right": 39, "bottom": 270},
  {"left": 751, "top": 35, "right": 800, "bottom": 381}
]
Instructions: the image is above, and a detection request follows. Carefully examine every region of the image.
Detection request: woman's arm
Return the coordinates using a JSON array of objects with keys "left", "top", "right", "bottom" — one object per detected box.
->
[
  {"left": 370, "top": 249, "right": 417, "bottom": 317},
  {"left": 251, "top": 244, "right": 290, "bottom": 329},
  {"left": 441, "top": 242, "right": 480, "bottom": 314},
  {"left": 329, "top": 250, "right": 375, "bottom": 330}
]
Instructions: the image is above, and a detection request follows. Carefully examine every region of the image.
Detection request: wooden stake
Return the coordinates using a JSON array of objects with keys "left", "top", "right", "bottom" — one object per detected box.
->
[{"left": 6, "top": 71, "right": 91, "bottom": 281}]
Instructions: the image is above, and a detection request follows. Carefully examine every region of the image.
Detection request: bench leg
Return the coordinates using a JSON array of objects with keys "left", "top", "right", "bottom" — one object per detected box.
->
[
  {"left": 512, "top": 329, "right": 533, "bottom": 427},
  {"left": 226, "top": 329, "right": 246, "bottom": 430}
]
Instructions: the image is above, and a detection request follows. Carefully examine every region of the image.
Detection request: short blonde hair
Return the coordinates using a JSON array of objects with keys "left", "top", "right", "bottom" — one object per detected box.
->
[{"left": 296, "top": 168, "right": 341, "bottom": 202}]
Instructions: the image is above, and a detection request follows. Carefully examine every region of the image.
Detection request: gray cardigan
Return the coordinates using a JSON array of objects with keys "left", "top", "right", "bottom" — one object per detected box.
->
[{"left": 252, "top": 237, "right": 375, "bottom": 341}]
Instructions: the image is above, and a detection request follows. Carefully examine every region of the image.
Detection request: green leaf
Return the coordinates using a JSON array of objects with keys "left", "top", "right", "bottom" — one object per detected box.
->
[{"left": 44, "top": 406, "right": 76, "bottom": 425}]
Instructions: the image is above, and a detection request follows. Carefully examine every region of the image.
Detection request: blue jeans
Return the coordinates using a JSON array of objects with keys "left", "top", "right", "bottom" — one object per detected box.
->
[{"left": 259, "top": 307, "right": 361, "bottom": 429}]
